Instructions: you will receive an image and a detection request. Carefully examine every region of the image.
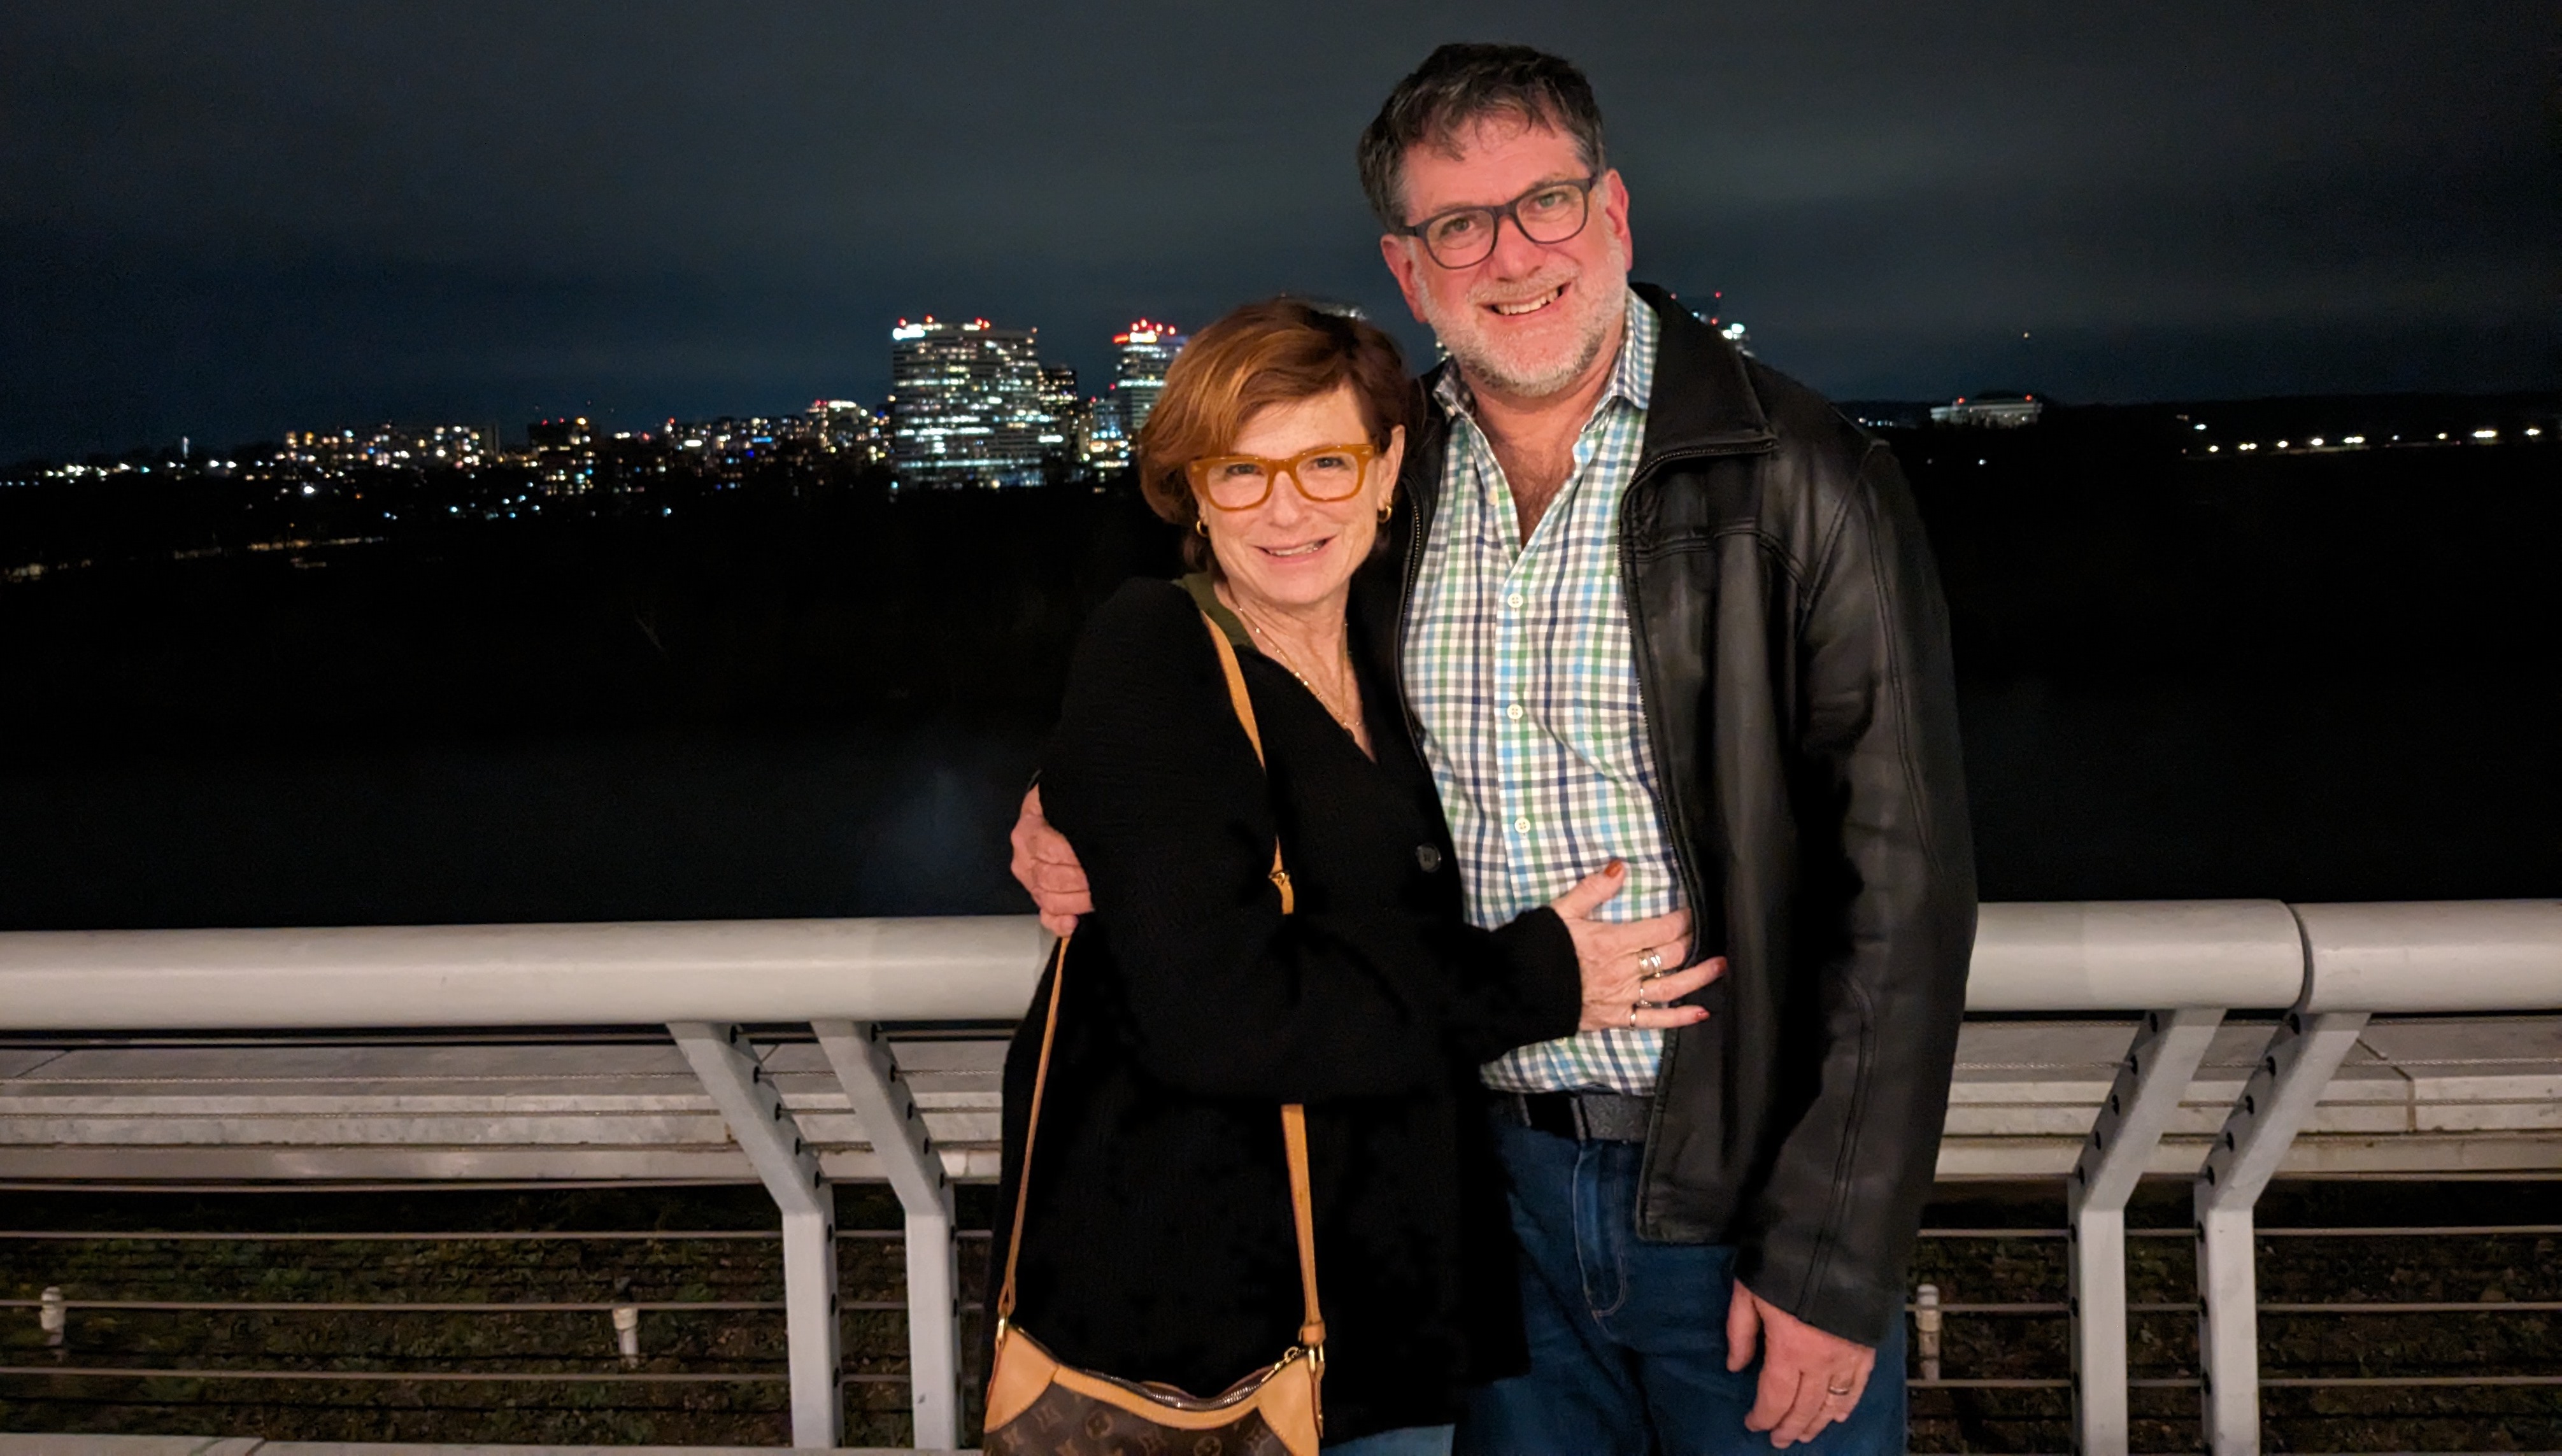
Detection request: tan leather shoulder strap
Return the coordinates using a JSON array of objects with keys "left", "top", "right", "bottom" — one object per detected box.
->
[
  {"left": 1281, "top": 1103, "right": 1325, "bottom": 1351},
  {"left": 1200, "top": 611, "right": 1324, "bottom": 1355},
  {"left": 994, "top": 934, "right": 1067, "bottom": 1329},
  {"left": 1200, "top": 610, "right": 1294, "bottom": 915}
]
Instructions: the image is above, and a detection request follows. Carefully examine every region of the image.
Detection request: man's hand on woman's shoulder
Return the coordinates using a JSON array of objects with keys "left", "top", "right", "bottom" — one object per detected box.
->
[{"left": 1010, "top": 786, "right": 1092, "bottom": 937}]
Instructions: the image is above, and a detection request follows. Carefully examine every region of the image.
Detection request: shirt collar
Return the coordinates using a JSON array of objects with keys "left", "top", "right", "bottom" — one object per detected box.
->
[{"left": 1432, "top": 287, "right": 1656, "bottom": 424}]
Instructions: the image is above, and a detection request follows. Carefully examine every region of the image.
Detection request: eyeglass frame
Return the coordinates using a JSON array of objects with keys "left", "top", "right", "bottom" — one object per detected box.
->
[
  {"left": 1185, "top": 442, "right": 1381, "bottom": 512},
  {"left": 1393, "top": 173, "right": 1604, "bottom": 269}
]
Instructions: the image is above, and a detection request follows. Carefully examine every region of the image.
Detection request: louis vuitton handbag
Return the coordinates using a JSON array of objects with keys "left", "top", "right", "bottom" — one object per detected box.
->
[{"left": 982, "top": 612, "right": 1328, "bottom": 1456}]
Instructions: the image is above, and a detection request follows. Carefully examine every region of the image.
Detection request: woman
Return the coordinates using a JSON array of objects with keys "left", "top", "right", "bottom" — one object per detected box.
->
[{"left": 988, "top": 300, "right": 1712, "bottom": 1455}]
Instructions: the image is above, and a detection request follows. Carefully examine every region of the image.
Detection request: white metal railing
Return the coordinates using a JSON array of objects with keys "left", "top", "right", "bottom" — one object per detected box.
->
[{"left": 2, "top": 898, "right": 2556, "bottom": 1454}]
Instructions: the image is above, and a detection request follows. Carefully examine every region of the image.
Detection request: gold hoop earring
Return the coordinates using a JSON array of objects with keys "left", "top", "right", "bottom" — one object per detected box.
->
[
  {"left": 1377, "top": 498, "right": 1394, "bottom": 523},
  {"left": 1193, "top": 516, "right": 1208, "bottom": 537}
]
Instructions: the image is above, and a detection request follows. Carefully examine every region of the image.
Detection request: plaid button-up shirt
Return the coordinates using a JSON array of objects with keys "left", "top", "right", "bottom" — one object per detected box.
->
[{"left": 1404, "top": 292, "right": 1684, "bottom": 1096}]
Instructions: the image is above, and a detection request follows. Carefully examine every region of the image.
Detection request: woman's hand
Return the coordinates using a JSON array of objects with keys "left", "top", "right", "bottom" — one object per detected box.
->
[{"left": 1549, "top": 860, "right": 1723, "bottom": 1031}]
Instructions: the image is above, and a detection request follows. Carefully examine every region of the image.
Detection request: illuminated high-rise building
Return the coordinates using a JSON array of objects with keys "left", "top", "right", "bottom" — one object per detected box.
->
[
  {"left": 1036, "top": 364, "right": 1081, "bottom": 463},
  {"left": 1083, "top": 399, "right": 1129, "bottom": 476},
  {"left": 1112, "top": 320, "right": 1185, "bottom": 440},
  {"left": 888, "top": 317, "right": 1049, "bottom": 488},
  {"left": 809, "top": 399, "right": 885, "bottom": 464}
]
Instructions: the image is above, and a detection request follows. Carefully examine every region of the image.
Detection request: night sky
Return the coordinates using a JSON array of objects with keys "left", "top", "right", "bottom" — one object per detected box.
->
[{"left": 4, "top": 1, "right": 2554, "bottom": 462}]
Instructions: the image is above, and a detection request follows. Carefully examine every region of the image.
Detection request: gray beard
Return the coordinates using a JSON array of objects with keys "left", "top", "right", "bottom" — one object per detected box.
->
[
  {"left": 1439, "top": 311, "right": 1614, "bottom": 400},
  {"left": 1421, "top": 266, "right": 1626, "bottom": 402}
]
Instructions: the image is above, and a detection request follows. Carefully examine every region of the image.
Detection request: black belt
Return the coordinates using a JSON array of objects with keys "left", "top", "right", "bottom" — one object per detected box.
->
[{"left": 1492, "top": 1090, "right": 1653, "bottom": 1143}]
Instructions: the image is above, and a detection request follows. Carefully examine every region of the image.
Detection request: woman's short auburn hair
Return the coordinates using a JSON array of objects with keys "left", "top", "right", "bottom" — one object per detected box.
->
[{"left": 1134, "top": 298, "right": 1412, "bottom": 570}]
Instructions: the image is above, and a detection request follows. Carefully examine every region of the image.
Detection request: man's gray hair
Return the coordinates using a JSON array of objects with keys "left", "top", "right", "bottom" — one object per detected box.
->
[{"left": 1356, "top": 43, "right": 1607, "bottom": 232}]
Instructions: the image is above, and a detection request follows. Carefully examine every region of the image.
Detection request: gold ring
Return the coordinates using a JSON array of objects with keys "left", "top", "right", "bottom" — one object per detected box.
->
[
  {"left": 1626, "top": 1003, "right": 1641, "bottom": 1028},
  {"left": 1636, "top": 949, "right": 1663, "bottom": 974},
  {"left": 1825, "top": 1381, "right": 1854, "bottom": 1397}
]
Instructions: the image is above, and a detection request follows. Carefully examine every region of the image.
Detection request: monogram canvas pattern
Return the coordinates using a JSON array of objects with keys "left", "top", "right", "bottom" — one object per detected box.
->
[
  {"left": 1404, "top": 291, "right": 1684, "bottom": 1096},
  {"left": 982, "top": 1382, "right": 1290, "bottom": 1456}
]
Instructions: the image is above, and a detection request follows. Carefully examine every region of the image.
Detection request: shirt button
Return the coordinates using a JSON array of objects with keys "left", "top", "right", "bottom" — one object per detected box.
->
[
  {"left": 1416, "top": 845, "right": 1443, "bottom": 872},
  {"left": 1506, "top": 703, "right": 1525, "bottom": 721},
  {"left": 1507, "top": 592, "right": 1525, "bottom": 609},
  {"left": 1512, "top": 817, "right": 1531, "bottom": 835}
]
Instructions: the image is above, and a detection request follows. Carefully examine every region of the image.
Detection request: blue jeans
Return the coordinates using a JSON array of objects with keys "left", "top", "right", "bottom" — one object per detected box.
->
[
  {"left": 1456, "top": 1122, "right": 1908, "bottom": 1456},
  {"left": 1326, "top": 1424, "right": 1456, "bottom": 1455}
]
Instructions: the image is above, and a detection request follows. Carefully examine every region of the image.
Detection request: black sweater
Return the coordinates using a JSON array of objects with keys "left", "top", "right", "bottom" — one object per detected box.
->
[{"left": 988, "top": 577, "right": 1581, "bottom": 1441}]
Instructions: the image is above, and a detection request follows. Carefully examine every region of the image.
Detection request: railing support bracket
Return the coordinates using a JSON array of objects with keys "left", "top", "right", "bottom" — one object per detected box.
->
[
  {"left": 2068, "top": 1007, "right": 2221, "bottom": 1456},
  {"left": 671, "top": 1021, "right": 841, "bottom": 1449},
  {"left": 2193, "top": 1007, "right": 2368, "bottom": 1456},
  {"left": 816, "top": 1019, "right": 960, "bottom": 1451}
]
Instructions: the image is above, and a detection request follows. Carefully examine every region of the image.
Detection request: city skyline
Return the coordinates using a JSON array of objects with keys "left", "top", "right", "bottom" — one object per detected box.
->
[{"left": 4, "top": 3, "right": 2554, "bottom": 463}]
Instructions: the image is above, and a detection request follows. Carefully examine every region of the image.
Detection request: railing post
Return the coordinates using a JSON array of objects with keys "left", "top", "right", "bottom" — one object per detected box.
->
[
  {"left": 2067, "top": 1007, "right": 2221, "bottom": 1456},
  {"left": 671, "top": 1021, "right": 841, "bottom": 1449},
  {"left": 816, "top": 1019, "right": 960, "bottom": 1451},
  {"left": 2191, "top": 1007, "right": 2368, "bottom": 1456}
]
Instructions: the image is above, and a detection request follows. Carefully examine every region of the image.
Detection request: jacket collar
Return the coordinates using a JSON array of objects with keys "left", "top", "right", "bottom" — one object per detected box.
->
[{"left": 1627, "top": 281, "right": 1777, "bottom": 470}]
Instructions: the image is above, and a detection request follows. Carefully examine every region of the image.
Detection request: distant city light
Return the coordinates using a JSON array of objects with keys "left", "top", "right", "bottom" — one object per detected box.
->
[
  {"left": 2527, "top": 428, "right": 2544, "bottom": 437},
  {"left": 1114, "top": 318, "right": 1178, "bottom": 346},
  {"left": 2309, "top": 437, "right": 2324, "bottom": 447},
  {"left": 2206, "top": 444, "right": 2219, "bottom": 453},
  {"left": 2194, "top": 423, "right": 2207, "bottom": 430},
  {"left": 2342, "top": 435, "right": 2365, "bottom": 446},
  {"left": 2472, "top": 428, "right": 2498, "bottom": 440},
  {"left": 2238, "top": 442, "right": 2258, "bottom": 451}
]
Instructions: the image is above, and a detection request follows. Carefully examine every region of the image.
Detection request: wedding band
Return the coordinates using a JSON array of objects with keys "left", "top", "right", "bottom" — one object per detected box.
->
[
  {"left": 1825, "top": 1381, "right": 1855, "bottom": 1397},
  {"left": 1626, "top": 1003, "right": 1641, "bottom": 1028},
  {"left": 1636, "top": 949, "right": 1663, "bottom": 973}
]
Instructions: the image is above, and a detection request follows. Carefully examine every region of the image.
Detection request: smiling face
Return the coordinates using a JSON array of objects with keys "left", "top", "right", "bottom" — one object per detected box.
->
[
  {"left": 1379, "top": 115, "right": 1632, "bottom": 403},
  {"left": 1198, "top": 383, "right": 1404, "bottom": 618}
]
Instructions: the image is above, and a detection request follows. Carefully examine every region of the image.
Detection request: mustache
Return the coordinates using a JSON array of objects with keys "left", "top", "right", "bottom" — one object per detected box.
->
[{"left": 1466, "top": 264, "right": 1580, "bottom": 309}]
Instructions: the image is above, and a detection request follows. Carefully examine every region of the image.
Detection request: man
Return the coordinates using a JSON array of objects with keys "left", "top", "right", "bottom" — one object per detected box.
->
[{"left": 1013, "top": 43, "right": 1974, "bottom": 1456}]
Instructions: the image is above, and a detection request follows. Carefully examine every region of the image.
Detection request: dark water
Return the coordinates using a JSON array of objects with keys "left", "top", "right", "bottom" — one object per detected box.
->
[
  {"left": 3, "top": 426, "right": 2556, "bottom": 930},
  {"left": 4, "top": 677, "right": 2553, "bottom": 931}
]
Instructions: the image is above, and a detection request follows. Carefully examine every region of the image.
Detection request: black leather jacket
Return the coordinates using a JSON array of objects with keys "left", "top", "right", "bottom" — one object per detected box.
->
[{"left": 1351, "top": 283, "right": 1977, "bottom": 1345}]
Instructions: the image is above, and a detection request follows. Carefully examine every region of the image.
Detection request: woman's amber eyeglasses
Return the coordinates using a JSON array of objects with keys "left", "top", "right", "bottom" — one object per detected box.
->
[{"left": 1186, "top": 442, "right": 1378, "bottom": 512}]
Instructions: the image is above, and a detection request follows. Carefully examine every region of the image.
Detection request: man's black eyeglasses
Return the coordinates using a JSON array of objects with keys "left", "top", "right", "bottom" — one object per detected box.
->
[{"left": 1396, "top": 174, "right": 1602, "bottom": 269}]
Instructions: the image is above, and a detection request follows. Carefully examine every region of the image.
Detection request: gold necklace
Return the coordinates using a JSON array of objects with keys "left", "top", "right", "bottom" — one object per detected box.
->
[{"left": 1228, "top": 597, "right": 1362, "bottom": 736}]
